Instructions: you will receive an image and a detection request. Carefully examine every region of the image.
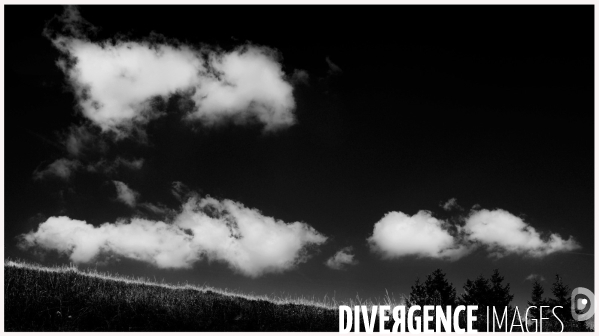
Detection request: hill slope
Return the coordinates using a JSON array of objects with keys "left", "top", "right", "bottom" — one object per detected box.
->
[{"left": 4, "top": 261, "right": 338, "bottom": 331}]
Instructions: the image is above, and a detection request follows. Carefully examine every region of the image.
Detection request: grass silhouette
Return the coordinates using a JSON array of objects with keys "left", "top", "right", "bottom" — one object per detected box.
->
[{"left": 5, "top": 259, "right": 345, "bottom": 331}]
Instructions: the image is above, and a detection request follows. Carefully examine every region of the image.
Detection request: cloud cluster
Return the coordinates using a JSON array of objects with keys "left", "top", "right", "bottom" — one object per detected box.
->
[
  {"left": 19, "top": 196, "right": 327, "bottom": 277},
  {"left": 52, "top": 36, "right": 296, "bottom": 137},
  {"left": 325, "top": 246, "right": 358, "bottom": 270},
  {"left": 368, "top": 208, "right": 579, "bottom": 261}
]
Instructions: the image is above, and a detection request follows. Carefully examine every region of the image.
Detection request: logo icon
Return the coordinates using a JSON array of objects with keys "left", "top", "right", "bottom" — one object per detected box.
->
[{"left": 571, "top": 287, "right": 594, "bottom": 321}]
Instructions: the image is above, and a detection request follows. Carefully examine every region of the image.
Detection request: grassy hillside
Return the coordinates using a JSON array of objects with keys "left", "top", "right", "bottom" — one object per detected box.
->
[{"left": 4, "top": 260, "right": 340, "bottom": 331}]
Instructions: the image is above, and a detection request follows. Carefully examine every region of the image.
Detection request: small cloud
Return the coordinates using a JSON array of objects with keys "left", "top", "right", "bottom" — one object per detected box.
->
[
  {"left": 440, "top": 197, "right": 463, "bottom": 211},
  {"left": 526, "top": 274, "right": 546, "bottom": 282},
  {"left": 325, "top": 246, "right": 358, "bottom": 270},
  {"left": 112, "top": 181, "right": 139, "bottom": 207},
  {"left": 34, "top": 158, "right": 80, "bottom": 180},
  {"left": 325, "top": 56, "right": 342, "bottom": 74},
  {"left": 291, "top": 69, "right": 309, "bottom": 85}
]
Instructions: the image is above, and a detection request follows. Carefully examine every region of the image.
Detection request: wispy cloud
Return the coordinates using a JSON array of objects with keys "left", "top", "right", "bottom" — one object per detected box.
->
[
  {"left": 440, "top": 197, "right": 463, "bottom": 211},
  {"left": 63, "top": 124, "right": 98, "bottom": 157},
  {"left": 171, "top": 181, "right": 191, "bottom": 202},
  {"left": 87, "top": 157, "right": 144, "bottom": 173},
  {"left": 112, "top": 180, "right": 172, "bottom": 215},
  {"left": 33, "top": 158, "right": 80, "bottom": 180},
  {"left": 325, "top": 56, "right": 342, "bottom": 74},
  {"left": 139, "top": 202, "right": 172, "bottom": 216},
  {"left": 325, "top": 247, "right": 358, "bottom": 270},
  {"left": 291, "top": 69, "right": 310, "bottom": 85},
  {"left": 19, "top": 195, "right": 327, "bottom": 277},
  {"left": 35, "top": 156, "right": 144, "bottom": 181},
  {"left": 525, "top": 274, "right": 546, "bottom": 282},
  {"left": 112, "top": 181, "right": 139, "bottom": 207}
]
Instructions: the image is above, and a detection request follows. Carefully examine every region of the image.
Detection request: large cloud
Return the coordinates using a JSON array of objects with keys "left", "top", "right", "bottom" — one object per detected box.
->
[
  {"left": 368, "top": 208, "right": 580, "bottom": 261},
  {"left": 464, "top": 209, "right": 580, "bottom": 258},
  {"left": 19, "top": 196, "right": 327, "bottom": 277},
  {"left": 52, "top": 36, "right": 296, "bottom": 137}
]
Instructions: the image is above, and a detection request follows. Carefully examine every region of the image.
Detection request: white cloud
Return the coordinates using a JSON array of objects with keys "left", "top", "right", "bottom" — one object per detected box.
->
[
  {"left": 368, "top": 208, "right": 580, "bottom": 261},
  {"left": 19, "top": 196, "right": 327, "bottom": 277},
  {"left": 34, "top": 158, "right": 80, "bottom": 180},
  {"left": 325, "top": 246, "right": 358, "bottom": 270},
  {"left": 367, "top": 210, "right": 470, "bottom": 261},
  {"left": 526, "top": 274, "right": 546, "bottom": 282},
  {"left": 188, "top": 47, "right": 296, "bottom": 130},
  {"left": 19, "top": 216, "right": 193, "bottom": 268},
  {"left": 53, "top": 39, "right": 201, "bottom": 136},
  {"left": 52, "top": 36, "right": 297, "bottom": 137},
  {"left": 464, "top": 209, "right": 580, "bottom": 258},
  {"left": 112, "top": 181, "right": 139, "bottom": 207}
]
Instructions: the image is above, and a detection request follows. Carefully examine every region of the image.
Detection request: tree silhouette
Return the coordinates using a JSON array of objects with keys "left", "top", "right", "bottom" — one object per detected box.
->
[
  {"left": 459, "top": 269, "right": 514, "bottom": 331},
  {"left": 527, "top": 274, "right": 592, "bottom": 332},
  {"left": 409, "top": 277, "right": 428, "bottom": 307},
  {"left": 490, "top": 269, "right": 514, "bottom": 308},
  {"left": 407, "top": 269, "right": 457, "bottom": 331},
  {"left": 550, "top": 274, "right": 570, "bottom": 320},
  {"left": 460, "top": 275, "right": 491, "bottom": 306},
  {"left": 424, "top": 269, "right": 457, "bottom": 307},
  {"left": 527, "top": 279, "right": 546, "bottom": 307},
  {"left": 408, "top": 269, "right": 457, "bottom": 307}
]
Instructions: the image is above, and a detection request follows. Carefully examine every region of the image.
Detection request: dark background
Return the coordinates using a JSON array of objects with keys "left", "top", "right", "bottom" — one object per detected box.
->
[{"left": 5, "top": 5, "right": 594, "bottom": 311}]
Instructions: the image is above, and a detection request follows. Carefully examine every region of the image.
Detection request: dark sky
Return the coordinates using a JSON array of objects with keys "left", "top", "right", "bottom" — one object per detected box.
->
[{"left": 5, "top": 5, "right": 594, "bottom": 311}]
